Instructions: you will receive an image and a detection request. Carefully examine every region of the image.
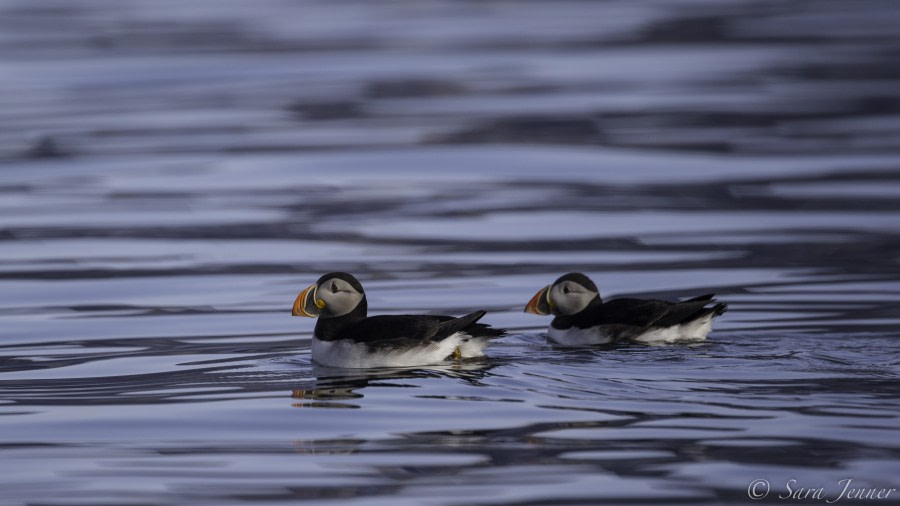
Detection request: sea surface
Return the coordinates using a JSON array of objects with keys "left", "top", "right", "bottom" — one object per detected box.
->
[{"left": 1, "top": 1, "right": 900, "bottom": 504}]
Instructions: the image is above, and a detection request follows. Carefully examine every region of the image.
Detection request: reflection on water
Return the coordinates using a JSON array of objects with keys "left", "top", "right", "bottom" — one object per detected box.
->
[{"left": 1, "top": 0, "right": 900, "bottom": 504}]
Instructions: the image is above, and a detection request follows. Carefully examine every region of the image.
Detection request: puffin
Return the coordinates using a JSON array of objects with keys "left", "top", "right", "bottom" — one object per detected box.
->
[
  {"left": 524, "top": 272, "right": 727, "bottom": 345},
  {"left": 291, "top": 272, "right": 505, "bottom": 368}
]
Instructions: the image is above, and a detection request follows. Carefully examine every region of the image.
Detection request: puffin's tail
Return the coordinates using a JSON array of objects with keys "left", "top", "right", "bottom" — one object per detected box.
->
[
  {"left": 690, "top": 300, "right": 728, "bottom": 322},
  {"left": 710, "top": 302, "right": 728, "bottom": 317},
  {"left": 436, "top": 310, "right": 506, "bottom": 341}
]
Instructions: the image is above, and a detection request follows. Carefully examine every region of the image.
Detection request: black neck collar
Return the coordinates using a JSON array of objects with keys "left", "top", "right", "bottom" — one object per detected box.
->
[{"left": 314, "top": 297, "right": 367, "bottom": 341}]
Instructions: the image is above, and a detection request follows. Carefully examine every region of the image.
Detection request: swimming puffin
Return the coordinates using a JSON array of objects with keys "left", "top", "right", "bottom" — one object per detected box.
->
[
  {"left": 292, "top": 272, "right": 505, "bottom": 368},
  {"left": 524, "top": 272, "right": 727, "bottom": 345}
]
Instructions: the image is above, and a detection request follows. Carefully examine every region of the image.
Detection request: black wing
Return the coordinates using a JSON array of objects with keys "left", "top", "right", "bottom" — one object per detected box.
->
[
  {"left": 342, "top": 311, "right": 502, "bottom": 350},
  {"left": 345, "top": 315, "right": 443, "bottom": 347},
  {"left": 568, "top": 295, "right": 724, "bottom": 329}
]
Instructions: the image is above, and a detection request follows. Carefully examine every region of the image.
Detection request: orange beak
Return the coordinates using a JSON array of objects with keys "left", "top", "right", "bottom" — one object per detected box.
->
[
  {"left": 292, "top": 284, "right": 320, "bottom": 317},
  {"left": 524, "top": 284, "right": 552, "bottom": 315}
]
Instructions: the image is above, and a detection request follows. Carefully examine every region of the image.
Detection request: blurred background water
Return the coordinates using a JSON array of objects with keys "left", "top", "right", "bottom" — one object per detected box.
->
[{"left": 1, "top": 0, "right": 900, "bottom": 504}]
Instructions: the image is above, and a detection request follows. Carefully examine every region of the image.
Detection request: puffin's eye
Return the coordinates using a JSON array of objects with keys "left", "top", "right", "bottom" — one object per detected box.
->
[
  {"left": 563, "top": 285, "right": 570, "bottom": 294},
  {"left": 331, "top": 282, "right": 339, "bottom": 293}
]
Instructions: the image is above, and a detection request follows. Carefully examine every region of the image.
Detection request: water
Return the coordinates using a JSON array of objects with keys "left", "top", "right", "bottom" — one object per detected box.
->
[{"left": 2, "top": 0, "right": 900, "bottom": 504}]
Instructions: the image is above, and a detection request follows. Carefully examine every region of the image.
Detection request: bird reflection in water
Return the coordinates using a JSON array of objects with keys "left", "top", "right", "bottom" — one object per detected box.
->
[{"left": 290, "top": 360, "right": 496, "bottom": 409}]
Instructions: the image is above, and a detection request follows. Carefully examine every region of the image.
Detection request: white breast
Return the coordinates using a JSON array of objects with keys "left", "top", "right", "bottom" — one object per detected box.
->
[{"left": 311, "top": 332, "right": 487, "bottom": 368}]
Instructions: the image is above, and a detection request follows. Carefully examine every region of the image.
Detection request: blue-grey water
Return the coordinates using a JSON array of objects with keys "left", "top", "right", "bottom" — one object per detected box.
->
[{"left": 2, "top": 1, "right": 900, "bottom": 505}]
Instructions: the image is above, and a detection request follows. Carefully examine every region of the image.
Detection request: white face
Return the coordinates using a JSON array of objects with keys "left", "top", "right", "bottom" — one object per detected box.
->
[
  {"left": 548, "top": 280, "right": 597, "bottom": 316},
  {"left": 316, "top": 277, "right": 364, "bottom": 317}
]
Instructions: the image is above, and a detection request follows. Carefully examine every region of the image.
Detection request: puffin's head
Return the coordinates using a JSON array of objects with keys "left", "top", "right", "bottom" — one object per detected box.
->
[
  {"left": 524, "top": 272, "right": 600, "bottom": 317},
  {"left": 292, "top": 272, "right": 365, "bottom": 319}
]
